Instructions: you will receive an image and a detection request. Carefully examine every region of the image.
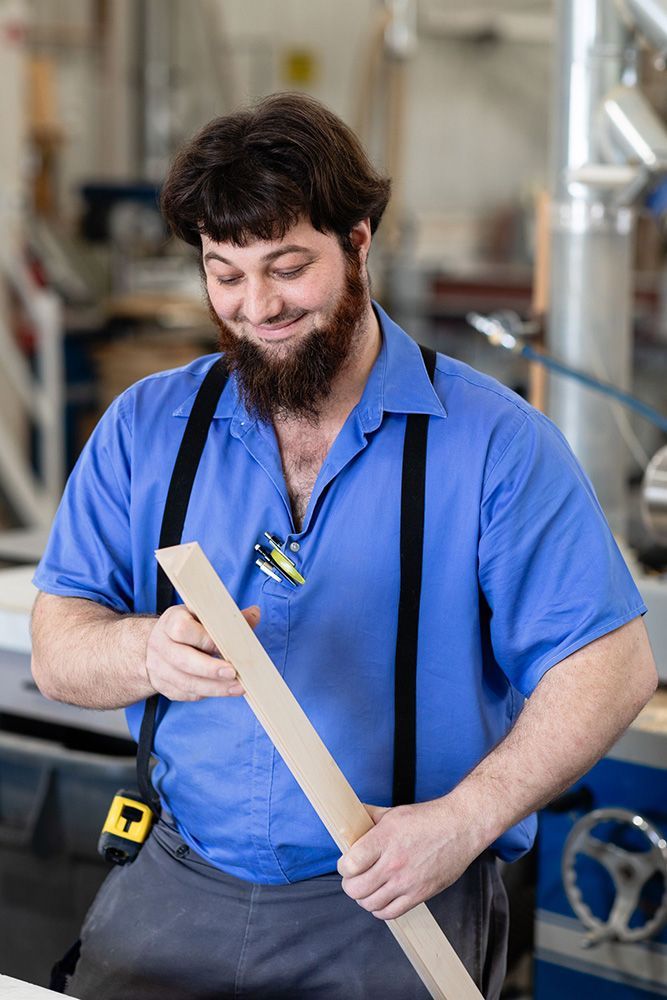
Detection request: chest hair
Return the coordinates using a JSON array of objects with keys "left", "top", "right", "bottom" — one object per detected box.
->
[{"left": 279, "top": 429, "right": 333, "bottom": 531}]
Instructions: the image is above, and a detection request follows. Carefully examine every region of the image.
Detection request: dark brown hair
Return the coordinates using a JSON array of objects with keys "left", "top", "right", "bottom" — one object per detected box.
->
[{"left": 160, "top": 92, "right": 391, "bottom": 249}]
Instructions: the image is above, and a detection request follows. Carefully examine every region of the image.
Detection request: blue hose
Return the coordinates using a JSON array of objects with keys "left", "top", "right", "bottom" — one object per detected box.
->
[{"left": 520, "top": 344, "right": 667, "bottom": 435}]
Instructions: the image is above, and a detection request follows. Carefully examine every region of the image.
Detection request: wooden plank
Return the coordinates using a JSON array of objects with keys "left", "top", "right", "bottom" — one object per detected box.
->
[
  {"left": 0, "top": 973, "right": 79, "bottom": 998},
  {"left": 529, "top": 188, "right": 549, "bottom": 413},
  {"left": 156, "top": 541, "right": 483, "bottom": 1000}
]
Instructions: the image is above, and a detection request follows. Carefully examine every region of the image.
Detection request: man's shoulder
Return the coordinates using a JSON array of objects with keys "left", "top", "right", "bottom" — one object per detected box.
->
[
  {"left": 422, "top": 350, "right": 565, "bottom": 481},
  {"left": 125, "top": 352, "right": 222, "bottom": 396},
  {"left": 113, "top": 352, "right": 223, "bottom": 422},
  {"left": 432, "top": 352, "right": 533, "bottom": 425}
]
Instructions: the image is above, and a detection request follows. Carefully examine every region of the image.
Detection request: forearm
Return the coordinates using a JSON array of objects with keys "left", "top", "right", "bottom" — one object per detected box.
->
[
  {"left": 447, "top": 615, "right": 658, "bottom": 857},
  {"left": 339, "top": 617, "right": 658, "bottom": 920},
  {"left": 31, "top": 592, "right": 156, "bottom": 709}
]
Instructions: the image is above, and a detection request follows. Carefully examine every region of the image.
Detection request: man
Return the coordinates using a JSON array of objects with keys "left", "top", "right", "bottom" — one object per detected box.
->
[{"left": 31, "top": 93, "right": 657, "bottom": 999}]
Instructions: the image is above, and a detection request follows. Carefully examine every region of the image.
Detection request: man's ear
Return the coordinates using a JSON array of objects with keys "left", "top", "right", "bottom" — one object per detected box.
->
[{"left": 348, "top": 218, "right": 372, "bottom": 259}]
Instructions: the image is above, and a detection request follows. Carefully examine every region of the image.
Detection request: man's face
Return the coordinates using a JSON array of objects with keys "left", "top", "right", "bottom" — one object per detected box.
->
[{"left": 202, "top": 218, "right": 370, "bottom": 422}]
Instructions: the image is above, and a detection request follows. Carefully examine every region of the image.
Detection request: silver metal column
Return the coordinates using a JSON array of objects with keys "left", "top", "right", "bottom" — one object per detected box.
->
[
  {"left": 139, "top": 0, "right": 175, "bottom": 182},
  {"left": 548, "top": 1, "right": 635, "bottom": 526}
]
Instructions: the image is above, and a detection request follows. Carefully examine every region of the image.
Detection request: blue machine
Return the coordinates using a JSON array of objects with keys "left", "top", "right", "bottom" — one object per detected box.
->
[{"left": 535, "top": 722, "right": 667, "bottom": 998}]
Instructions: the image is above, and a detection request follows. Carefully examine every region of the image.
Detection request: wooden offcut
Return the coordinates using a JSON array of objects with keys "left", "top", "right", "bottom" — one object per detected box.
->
[{"left": 155, "top": 541, "right": 483, "bottom": 1000}]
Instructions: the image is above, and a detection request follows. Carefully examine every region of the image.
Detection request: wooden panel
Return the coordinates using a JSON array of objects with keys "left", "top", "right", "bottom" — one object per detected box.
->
[
  {"left": 156, "top": 542, "right": 483, "bottom": 1000},
  {"left": 0, "top": 974, "right": 77, "bottom": 999}
]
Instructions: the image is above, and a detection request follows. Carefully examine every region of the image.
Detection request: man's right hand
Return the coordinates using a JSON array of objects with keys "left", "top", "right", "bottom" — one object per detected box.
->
[{"left": 145, "top": 604, "right": 260, "bottom": 701}]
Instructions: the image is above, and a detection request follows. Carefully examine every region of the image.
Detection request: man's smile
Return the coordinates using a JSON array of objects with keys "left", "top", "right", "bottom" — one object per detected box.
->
[{"left": 253, "top": 311, "right": 309, "bottom": 339}]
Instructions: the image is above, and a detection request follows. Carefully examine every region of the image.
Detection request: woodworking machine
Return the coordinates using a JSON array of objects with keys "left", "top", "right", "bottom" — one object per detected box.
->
[{"left": 0, "top": 565, "right": 135, "bottom": 985}]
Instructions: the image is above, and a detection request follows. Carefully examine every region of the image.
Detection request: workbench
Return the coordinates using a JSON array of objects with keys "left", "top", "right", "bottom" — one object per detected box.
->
[
  {"left": 0, "top": 566, "right": 134, "bottom": 986},
  {"left": 0, "top": 564, "right": 129, "bottom": 739}
]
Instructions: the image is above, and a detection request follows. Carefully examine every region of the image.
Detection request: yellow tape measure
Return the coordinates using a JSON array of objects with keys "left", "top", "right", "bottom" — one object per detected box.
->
[{"left": 98, "top": 789, "right": 155, "bottom": 864}]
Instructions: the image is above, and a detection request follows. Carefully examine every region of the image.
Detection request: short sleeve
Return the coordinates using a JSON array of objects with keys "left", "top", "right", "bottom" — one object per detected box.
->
[
  {"left": 33, "top": 394, "right": 134, "bottom": 612},
  {"left": 478, "top": 411, "right": 646, "bottom": 696}
]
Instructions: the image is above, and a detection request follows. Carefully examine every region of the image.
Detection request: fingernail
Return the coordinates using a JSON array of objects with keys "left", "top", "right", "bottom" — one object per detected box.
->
[{"left": 219, "top": 667, "right": 236, "bottom": 679}]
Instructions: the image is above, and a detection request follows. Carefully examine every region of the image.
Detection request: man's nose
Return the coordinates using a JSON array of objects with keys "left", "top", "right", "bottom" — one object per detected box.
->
[{"left": 241, "top": 280, "right": 283, "bottom": 327}]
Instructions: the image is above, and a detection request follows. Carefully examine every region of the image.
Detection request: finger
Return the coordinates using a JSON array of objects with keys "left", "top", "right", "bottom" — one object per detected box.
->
[
  {"left": 168, "top": 645, "right": 235, "bottom": 681},
  {"left": 242, "top": 605, "right": 261, "bottom": 629},
  {"left": 164, "top": 607, "right": 219, "bottom": 654},
  {"left": 364, "top": 803, "right": 391, "bottom": 824},
  {"left": 167, "top": 678, "right": 245, "bottom": 701},
  {"left": 216, "top": 660, "right": 238, "bottom": 680},
  {"left": 349, "top": 881, "right": 397, "bottom": 915},
  {"left": 341, "top": 865, "right": 389, "bottom": 902},
  {"left": 162, "top": 652, "right": 245, "bottom": 698},
  {"left": 338, "top": 835, "right": 382, "bottom": 878},
  {"left": 371, "top": 894, "right": 415, "bottom": 921}
]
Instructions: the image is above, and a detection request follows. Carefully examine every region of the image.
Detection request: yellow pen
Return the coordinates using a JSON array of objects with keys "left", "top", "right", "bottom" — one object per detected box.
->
[{"left": 263, "top": 533, "right": 306, "bottom": 586}]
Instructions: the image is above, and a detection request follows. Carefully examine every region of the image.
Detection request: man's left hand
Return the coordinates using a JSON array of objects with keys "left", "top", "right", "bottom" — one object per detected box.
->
[{"left": 337, "top": 797, "right": 482, "bottom": 920}]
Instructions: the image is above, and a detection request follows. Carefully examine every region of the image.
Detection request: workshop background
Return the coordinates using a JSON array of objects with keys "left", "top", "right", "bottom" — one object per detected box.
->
[{"left": 1, "top": 1, "right": 667, "bottom": 998}]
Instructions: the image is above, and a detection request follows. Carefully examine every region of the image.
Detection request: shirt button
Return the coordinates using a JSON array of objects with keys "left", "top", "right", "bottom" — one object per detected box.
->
[{"left": 289, "top": 542, "right": 300, "bottom": 552}]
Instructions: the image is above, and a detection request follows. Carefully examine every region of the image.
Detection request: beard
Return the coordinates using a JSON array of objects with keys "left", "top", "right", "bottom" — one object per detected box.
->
[{"left": 208, "top": 250, "right": 368, "bottom": 424}]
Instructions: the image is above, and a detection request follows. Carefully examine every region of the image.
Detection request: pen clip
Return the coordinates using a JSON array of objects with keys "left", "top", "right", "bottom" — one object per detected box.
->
[
  {"left": 254, "top": 544, "right": 298, "bottom": 587},
  {"left": 262, "top": 533, "right": 306, "bottom": 585},
  {"left": 255, "top": 557, "right": 282, "bottom": 583}
]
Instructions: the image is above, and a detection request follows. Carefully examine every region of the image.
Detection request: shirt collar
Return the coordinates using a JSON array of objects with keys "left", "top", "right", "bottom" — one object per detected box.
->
[
  {"left": 172, "top": 301, "right": 447, "bottom": 428},
  {"left": 171, "top": 357, "right": 240, "bottom": 420},
  {"left": 356, "top": 302, "right": 446, "bottom": 432}
]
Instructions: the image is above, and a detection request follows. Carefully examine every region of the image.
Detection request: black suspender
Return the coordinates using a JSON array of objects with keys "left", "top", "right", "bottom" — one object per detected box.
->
[
  {"left": 136, "top": 345, "right": 437, "bottom": 815},
  {"left": 136, "top": 358, "right": 229, "bottom": 813},
  {"left": 393, "top": 343, "right": 436, "bottom": 806}
]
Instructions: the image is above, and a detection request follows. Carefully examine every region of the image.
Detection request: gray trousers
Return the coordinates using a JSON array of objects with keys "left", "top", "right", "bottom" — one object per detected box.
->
[{"left": 65, "top": 816, "right": 508, "bottom": 999}]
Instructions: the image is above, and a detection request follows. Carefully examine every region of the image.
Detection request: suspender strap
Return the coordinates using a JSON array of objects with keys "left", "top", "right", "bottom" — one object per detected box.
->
[
  {"left": 137, "top": 358, "right": 229, "bottom": 812},
  {"left": 392, "top": 344, "right": 437, "bottom": 806}
]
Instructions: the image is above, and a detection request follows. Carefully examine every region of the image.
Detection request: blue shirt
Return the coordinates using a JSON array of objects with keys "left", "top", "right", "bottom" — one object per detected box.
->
[{"left": 34, "top": 304, "right": 646, "bottom": 883}]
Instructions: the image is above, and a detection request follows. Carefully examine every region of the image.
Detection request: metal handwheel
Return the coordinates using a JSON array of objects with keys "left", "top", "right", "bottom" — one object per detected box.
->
[{"left": 562, "top": 807, "right": 667, "bottom": 946}]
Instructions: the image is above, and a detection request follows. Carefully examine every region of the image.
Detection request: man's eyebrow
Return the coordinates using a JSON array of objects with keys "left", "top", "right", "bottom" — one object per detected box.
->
[{"left": 203, "top": 244, "right": 314, "bottom": 266}]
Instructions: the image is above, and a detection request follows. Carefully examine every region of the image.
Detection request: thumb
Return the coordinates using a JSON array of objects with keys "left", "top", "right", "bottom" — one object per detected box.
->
[
  {"left": 242, "top": 605, "right": 261, "bottom": 630},
  {"left": 364, "top": 803, "right": 391, "bottom": 824}
]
